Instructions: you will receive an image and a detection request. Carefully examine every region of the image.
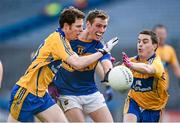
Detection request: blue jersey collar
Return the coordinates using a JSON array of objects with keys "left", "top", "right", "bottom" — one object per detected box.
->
[
  {"left": 135, "top": 53, "right": 156, "bottom": 61},
  {"left": 56, "top": 28, "right": 65, "bottom": 37}
]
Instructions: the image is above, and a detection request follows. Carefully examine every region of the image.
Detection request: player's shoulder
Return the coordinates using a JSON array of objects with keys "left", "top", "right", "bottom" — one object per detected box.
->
[
  {"left": 151, "top": 55, "right": 164, "bottom": 69},
  {"left": 76, "top": 39, "right": 102, "bottom": 46},
  {"left": 47, "top": 31, "right": 59, "bottom": 40},
  {"left": 163, "top": 44, "right": 177, "bottom": 56},
  {"left": 164, "top": 44, "right": 175, "bottom": 51},
  {"left": 154, "top": 54, "right": 161, "bottom": 62},
  {"left": 130, "top": 55, "right": 138, "bottom": 62},
  {"left": 43, "top": 31, "right": 58, "bottom": 43},
  {"left": 45, "top": 31, "right": 67, "bottom": 48}
]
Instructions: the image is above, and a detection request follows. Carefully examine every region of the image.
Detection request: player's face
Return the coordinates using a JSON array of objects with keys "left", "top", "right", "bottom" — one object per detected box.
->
[
  {"left": 87, "top": 18, "right": 108, "bottom": 40},
  {"left": 67, "top": 18, "right": 84, "bottom": 40},
  {"left": 154, "top": 28, "right": 167, "bottom": 44},
  {"left": 137, "top": 34, "right": 157, "bottom": 59}
]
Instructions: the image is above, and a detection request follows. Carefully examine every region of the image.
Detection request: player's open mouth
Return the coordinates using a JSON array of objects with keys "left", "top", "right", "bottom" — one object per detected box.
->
[
  {"left": 77, "top": 33, "right": 81, "bottom": 36},
  {"left": 138, "top": 48, "right": 142, "bottom": 52},
  {"left": 96, "top": 32, "right": 102, "bottom": 38}
]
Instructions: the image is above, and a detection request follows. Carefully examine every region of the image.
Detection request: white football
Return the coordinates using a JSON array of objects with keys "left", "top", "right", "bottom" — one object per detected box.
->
[{"left": 108, "top": 65, "right": 133, "bottom": 91}]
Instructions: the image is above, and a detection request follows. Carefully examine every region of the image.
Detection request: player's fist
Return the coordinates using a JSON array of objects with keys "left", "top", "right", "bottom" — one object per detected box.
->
[{"left": 122, "top": 52, "right": 132, "bottom": 68}]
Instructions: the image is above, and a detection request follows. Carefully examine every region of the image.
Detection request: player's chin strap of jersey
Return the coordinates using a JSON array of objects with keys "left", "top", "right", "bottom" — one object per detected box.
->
[{"left": 97, "top": 37, "right": 119, "bottom": 55}]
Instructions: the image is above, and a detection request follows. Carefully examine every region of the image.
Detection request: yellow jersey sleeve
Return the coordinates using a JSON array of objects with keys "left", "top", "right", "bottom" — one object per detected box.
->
[{"left": 169, "top": 46, "right": 178, "bottom": 66}]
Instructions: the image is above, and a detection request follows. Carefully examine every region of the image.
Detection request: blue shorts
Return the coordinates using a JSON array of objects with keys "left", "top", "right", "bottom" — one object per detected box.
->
[
  {"left": 124, "top": 97, "right": 162, "bottom": 122},
  {"left": 9, "top": 84, "right": 55, "bottom": 122}
]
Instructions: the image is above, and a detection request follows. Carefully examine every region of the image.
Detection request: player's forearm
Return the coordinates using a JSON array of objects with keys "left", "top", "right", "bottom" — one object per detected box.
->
[
  {"left": 172, "top": 65, "right": 180, "bottom": 78},
  {"left": 130, "top": 62, "right": 155, "bottom": 74},
  {"left": 174, "top": 68, "right": 180, "bottom": 79},
  {"left": 95, "top": 60, "right": 113, "bottom": 80},
  {"left": 102, "top": 60, "right": 113, "bottom": 73},
  {"left": 77, "top": 52, "right": 104, "bottom": 69},
  {"left": 67, "top": 52, "right": 103, "bottom": 70},
  {"left": 95, "top": 62, "right": 105, "bottom": 80}
]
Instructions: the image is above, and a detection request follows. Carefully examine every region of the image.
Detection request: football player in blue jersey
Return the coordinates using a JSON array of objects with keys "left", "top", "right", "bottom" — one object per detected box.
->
[{"left": 49, "top": 9, "right": 116, "bottom": 122}]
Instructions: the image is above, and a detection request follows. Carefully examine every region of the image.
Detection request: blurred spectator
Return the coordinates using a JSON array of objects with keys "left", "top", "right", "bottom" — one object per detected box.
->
[
  {"left": 153, "top": 24, "right": 180, "bottom": 87},
  {"left": 0, "top": 61, "right": 3, "bottom": 88}
]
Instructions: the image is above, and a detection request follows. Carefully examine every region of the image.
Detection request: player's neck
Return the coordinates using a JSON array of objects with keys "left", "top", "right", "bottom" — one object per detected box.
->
[
  {"left": 139, "top": 52, "right": 155, "bottom": 61},
  {"left": 79, "top": 30, "right": 93, "bottom": 42},
  {"left": 61, "top": 28, "right": 71, "bottom": 42},
  {"left": 159, "top": 40, "right": 165, "bottom": 47}
]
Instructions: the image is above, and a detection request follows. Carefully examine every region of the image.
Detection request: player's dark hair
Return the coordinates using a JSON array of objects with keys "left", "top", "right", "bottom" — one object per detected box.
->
[
  {"left": 59, "top": 6, "right": 85, "bottom": 28},
  {"left": 139, "top": 30, "right": 159, "bottom": 51},
  {"left": 86, "top": 9, "right": 109, "bottom": 24}
]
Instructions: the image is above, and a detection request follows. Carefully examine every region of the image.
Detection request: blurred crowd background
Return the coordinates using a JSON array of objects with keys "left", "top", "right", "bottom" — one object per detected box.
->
[{"left": 0, "top": 0, "right": 180, "bottom": 122}]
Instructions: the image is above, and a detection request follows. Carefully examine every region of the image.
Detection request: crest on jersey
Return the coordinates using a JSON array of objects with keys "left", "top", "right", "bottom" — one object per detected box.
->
[
  {"left": 77, "top": 45, "right": 85, "bottom": 55},
  {"left": 135, "top": 80, "right": 142, "bottom": 86}
]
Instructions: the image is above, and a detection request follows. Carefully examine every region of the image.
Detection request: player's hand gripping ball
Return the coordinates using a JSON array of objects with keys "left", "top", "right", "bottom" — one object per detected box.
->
[{"left": 108, "top": 65, "right": 133, "bottom": 92}]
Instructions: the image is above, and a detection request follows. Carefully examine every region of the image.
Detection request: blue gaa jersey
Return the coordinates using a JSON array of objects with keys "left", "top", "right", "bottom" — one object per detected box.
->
[{"left": 53, "top": 39, "right": 111, "bottom": 96}]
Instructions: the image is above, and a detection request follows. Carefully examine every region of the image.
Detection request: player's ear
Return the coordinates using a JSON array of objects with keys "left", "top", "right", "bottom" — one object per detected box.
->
[
  {"left": 153, "top": 43, "right": 158, "bottom": 51},
  {"left": 63, "top": 23, "right": 70, "bottom": 31},
  {"left": 86, "top": 21, "right": 91, "bottom": 28}
]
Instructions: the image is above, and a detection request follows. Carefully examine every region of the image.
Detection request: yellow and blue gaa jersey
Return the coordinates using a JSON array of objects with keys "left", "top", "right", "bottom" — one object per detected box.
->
[
  {"left": 156, "top": 44, "right": 179, "bottom": 84},
  {"left": 16, "top": 28, "right": 74, "bottom": 97},
  {"left": 53, "top": 39, "right": 111, "bottom": 95},
  {"left": 128, "top": 54, "right": 169, "bottom": 110}
]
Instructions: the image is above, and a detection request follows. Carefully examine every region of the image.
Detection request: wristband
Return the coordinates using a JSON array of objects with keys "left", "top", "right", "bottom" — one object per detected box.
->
[{"left": 97, "top": 49, "right": 107, "bottom": 55}]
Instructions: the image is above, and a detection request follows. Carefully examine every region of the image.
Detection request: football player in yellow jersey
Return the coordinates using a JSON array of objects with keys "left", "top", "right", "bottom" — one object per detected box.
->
[
  {"left": 122, "top": 30, "right": 168, "bottom": 122},
  {"left": 7, "top": 7, "right": 118, "bottom": 122},
  {"left": 153, "top": 24, "right": 180, "bottom": 87}
]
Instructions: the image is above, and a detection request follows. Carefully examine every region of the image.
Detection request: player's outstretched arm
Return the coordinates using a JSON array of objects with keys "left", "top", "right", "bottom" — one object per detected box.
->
[
  {"left": 66, "top": 37, "right": 118, "bottom": 70},
  {"left": 122, "top": 52, "right": 156, "bottom": 74},
  {"left": 130, "top": 62, "right": 155, "bottom": 74}
]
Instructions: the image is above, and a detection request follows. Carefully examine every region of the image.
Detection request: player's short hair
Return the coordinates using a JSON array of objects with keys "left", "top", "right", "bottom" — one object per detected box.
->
[
  {"left": 152, "top": 24, "right": 167, "bottom": 31},
  {"left": 59, "top": 6, "right": 85, "bottom": 28},
  {"left": 86, "top": 9, "right": 109, "bottom": 24},
  {"left": 139, "top": 30, "right": 159, "bottom": 50}
]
